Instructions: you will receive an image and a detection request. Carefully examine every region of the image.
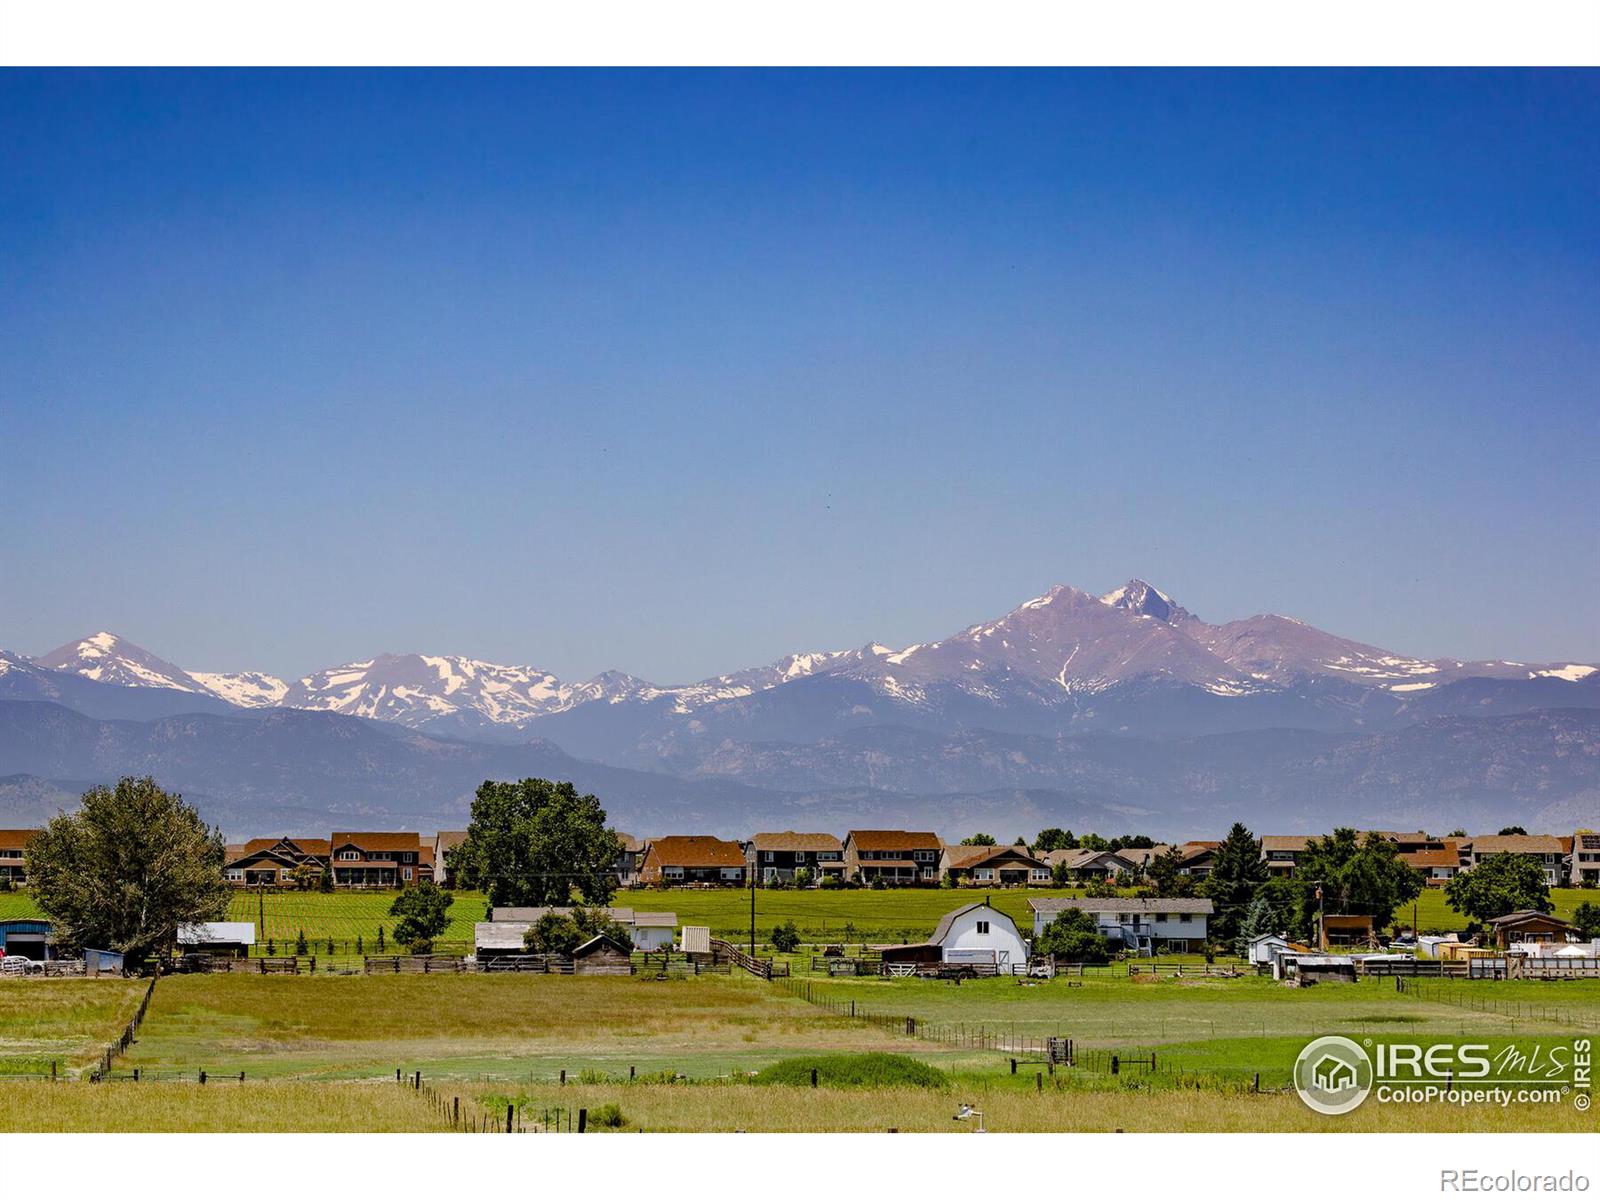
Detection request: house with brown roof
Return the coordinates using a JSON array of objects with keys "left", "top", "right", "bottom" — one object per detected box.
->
[
  {"left": 1457, "top": 834, "right": 1567, "bottom": 887},
  {"left": 1488, "top": 910, "right": 1577, "bottom": 948},
  {"left": 1402, "top": 844, "right": 1462, "bottom": 886},
  {"left": 0, "top": 830, "right": 40, "bottom": 885},
  {"left": 328, "top": 832, "right": 432, "bottom": 887},
  {"left": 1039, "top": 846, "right": 1138, "bottom": 881},
  {"left": 222, "top": 836, "right": 331, "bottom": 887},
  {"left": 638, "top": 835, "right": 747, "bottom": 885},
  {"left": 1260, "top": 835, "right": 1313, "bottom": 877},
  {"left": 747, "top": 832, "right": 844, "bottom": 884},
  {"left": 941, "top": 844, "right": 1052, "bottom": 887},
  {"left": 843, "top": 830, "right": 942, "bottom": 886}
]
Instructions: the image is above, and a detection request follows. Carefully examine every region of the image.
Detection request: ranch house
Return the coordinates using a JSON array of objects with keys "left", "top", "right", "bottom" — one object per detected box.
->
[
  {"left": 747, "top": 832, "right": 845, "bottom": 884},
  {"left": 638, "top": 836, "right": 747, "bottom": 885},
  {"left": 1041, "top": 847, "right": 1139, "bottom": 881},
  {"left": 843, "top": 830, "right": 942, "bottom": 885},
  {"left": 223, "top": 836, "right": 331, "bottom": 886},
  {"left": 941, "top": 844, "right": 1052, "bottom": 886},
  {"left": 0, "top": 829, "right": 39, "bottom": 885},
  {"left": 1029, "top": 897, "right": 1213, "bottom": 954},
  {"left": 328, "top": 832, "right": 433, "bottom": 887}
]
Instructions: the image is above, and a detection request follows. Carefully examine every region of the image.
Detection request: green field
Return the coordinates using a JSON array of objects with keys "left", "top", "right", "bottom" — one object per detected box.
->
[
  {"left": 3, "top": 886, "right": 1593, "bottom": 952},
  {"left": 5, "top": 884, "right": 1592, "bottom": 948},
  {"left": 0, "top": 978, "right": 148, "bottom": 1077}
]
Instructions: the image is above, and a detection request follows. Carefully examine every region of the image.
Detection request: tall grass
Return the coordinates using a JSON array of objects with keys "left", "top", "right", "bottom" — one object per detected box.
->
[{"left": 0, "top": 1080, "right": 447, "bottom": 1132}]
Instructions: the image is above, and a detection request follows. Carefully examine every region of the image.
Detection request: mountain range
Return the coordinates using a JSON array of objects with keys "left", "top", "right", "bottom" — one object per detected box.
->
[{"left": 2, "top": 580, "right": 1596, "bottom": 838}]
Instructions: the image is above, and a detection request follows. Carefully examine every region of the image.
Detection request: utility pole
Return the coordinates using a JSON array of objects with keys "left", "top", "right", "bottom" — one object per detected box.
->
[
  {"left": 749, "top": 871, "right": 756, "bottom": 957},
  {"left": 257, "top": 882, "right": 265, "bottom": 942},
  {"left": 1314, "top": 882, "right": 1324, "bottom": 950}
]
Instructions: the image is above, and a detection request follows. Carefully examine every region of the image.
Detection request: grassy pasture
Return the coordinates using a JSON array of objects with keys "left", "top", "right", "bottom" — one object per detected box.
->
[
  {"left": 0, "top": 1079, "right": 448, "bottom": 1132},
  {"left": 3, "top": 886, "right": 1593, "bottom": 946},
  {"left": 0, "top": 978, "right": 147, "bottom": 1077}
]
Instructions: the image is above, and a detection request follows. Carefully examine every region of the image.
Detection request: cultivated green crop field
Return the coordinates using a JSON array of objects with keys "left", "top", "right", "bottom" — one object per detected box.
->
[{"left": 3, "top": 885, "right": 1591, "bottom": 948}]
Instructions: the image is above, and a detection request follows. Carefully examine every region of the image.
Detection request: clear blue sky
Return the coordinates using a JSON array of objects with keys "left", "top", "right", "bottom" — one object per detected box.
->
[{"left": 2, "top": 70, "right": 1596, "bottom": 683}]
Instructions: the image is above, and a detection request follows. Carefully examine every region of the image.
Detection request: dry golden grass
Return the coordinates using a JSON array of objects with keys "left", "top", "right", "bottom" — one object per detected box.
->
[
  {"left": 0, "top": 1079, "right": 448, "bottom": 1132},
  {"left": 479, "top": 1081, "right": 1596, "bottom": 1133},
  {"left": 0, "top": 979, "right": 147, "bottom": 1076}
]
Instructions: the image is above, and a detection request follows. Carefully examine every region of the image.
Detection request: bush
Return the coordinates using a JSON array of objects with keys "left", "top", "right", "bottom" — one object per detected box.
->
[
  {"left": 770, "top": 919, "right": 801, "bottom": 953},
  {"left": 753, "top": 1053, "right": 947, "bottom": 1090},
  {"left": 592, "top": 1102, "right": 625, "bottom": 1128}
]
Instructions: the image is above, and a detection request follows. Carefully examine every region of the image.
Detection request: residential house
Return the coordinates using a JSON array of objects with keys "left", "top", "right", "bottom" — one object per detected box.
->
[
  {"left": 1040, "top": 847, "right": 1138, "bottom": 881},
  {"left": 223, "top": 836, "right": 331, "bottom": 887},
  {"left": 1457, "top": 834, "right": 1567, "bottom": 887},
  {"left": 842, "top": 830, "right": 942, "bottom": 885},
  {"left": 1260, "top": 835, "right": 1313, "bottom": 878},
  {"left": 1402, "top": 844, "right": 1462, "bottom": 886},
  {"left": 1029, "top": 897, "right": 1213, "bottom": 954},
  {"left": 941, "top": 844, "right": 1052, "bottom": 886},
  {"left": 1571, "top": 831, "right": 1600, "bottom": 886},
  {"left": 638, "top": 836, "right": 747, "bottom": 885},
  {"left": 487, "top": 906, "right": 676, "bottom": 951},
  {"left": 328, "top": 832, "right": 432, "bottom": 887},
  {"left": 1487, "top": 910, "right": 1577, "bottom": 949},
  {"left": 1174, "top": 842, "right": 1221, "bottom": 877},
  {"left": 0, "top": 829, "right": 40, "bottom": 885},
  {"left": 747, "top": 832, "right": 845, "bottom": 884},
  {"left": 614, "top": 833, "right": 646, "bottom": 886},
  {"left": 433, "top": 831, "right": 468, "bottom": 885},
  {"left": 880, "top": 902, "right": 1030, "bottom": 970},
  {"left": 1364, "top": 831, "right": 1447, "bottom": 855}
]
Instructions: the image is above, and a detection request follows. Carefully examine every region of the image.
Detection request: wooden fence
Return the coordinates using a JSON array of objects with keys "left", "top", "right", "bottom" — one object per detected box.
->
[
  {"left": 365, "top": 954, "right": 468, "bottom": 974},
  {"left": 89, "top": 974, "right": 157, "bottom": 1082},
  {"left": 710, "top": 938, "right": 789, "bottom": 980}
]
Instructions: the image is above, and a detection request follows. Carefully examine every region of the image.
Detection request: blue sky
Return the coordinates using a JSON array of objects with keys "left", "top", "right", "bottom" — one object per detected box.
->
[{"left": 2, "top": 70, "right": 1596, "bottom": 683}]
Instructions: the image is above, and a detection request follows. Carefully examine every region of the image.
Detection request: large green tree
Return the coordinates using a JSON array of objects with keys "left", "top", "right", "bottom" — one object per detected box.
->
[
  {"left": 389, "top": 881, "right": 454, "bottom": 952},
  {"left": 959, "top": 833, "right": 997, "bottom": 846},
  {"left": 1033, "top": 828, "right": 1077, "bottom": 853},
  {"left": 1146, "top": 846, "right": 1195, "bottom": 898},
  {"left": 522, "top": 906, "right": 631, "bottom": 955},
  {"left": 25, "top": 777, "right": 230, "bottom": 968},
  {"left": 1445, "top": 853, "right": 1553, "bottom": 924},
  {"left": 1034, "top": 908, "right": 1111, "bottom": 964},
  {"left": 1297, "top": 828, "right": 1424, "bottom": 935},
  {"left": 1201, "top": 823, "right": 1267, "bottom": 945},
  {"left": 452, "top": 778, "right": 622, "bottom": 907}
]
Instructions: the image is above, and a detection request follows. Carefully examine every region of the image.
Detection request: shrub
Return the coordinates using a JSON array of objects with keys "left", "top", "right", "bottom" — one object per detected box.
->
[
  {"left": 819, "top": 874, "right": 846, "bottom": 890},
  {"left": 753, "top": 1053, "right": 947, "bottom": 1090},
  {"left": 771, "top": 919, "right": 800, "bottom": 953},
  {"left": 295, "top": 929, "right": 308, "bottom": 956},
  {"left": 592, "top": 1102, "right": 625, "bottom": 1128}
]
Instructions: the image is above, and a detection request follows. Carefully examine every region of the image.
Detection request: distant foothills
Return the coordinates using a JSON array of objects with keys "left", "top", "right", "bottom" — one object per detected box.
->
[{"left": 0, "top": 579, "right": 1595, "bottom": 837}]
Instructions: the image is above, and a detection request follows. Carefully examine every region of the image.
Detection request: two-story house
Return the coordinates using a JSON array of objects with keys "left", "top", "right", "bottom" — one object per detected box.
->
[
  {"left": 0, "top": 829, "right": 40, "bottom": 885},
  {"left": 638, "top": 835, "right": 747, "bottom": 885},
  {"left": 842, "top": 830, "right": 942, "bottom": 885},
  {"left": 1570, "top": 831, "right": 1600, "bottom": 886},
  {"left": 614, "top": 833, "right": 647, "bottom": 886},
  {"left": 223, "top": 836, "right": 331, "bottom": 886},
  {"left": 747, "top": 832, "right": 845, "bottom": 884},
  {"left": 1029, "top": 897, "right": 1214, "bottom": 955},
  {"left": 1456, "top": 834, "right": 1567, "bottom": 887},
  {"left": 328, "top": 832, "right": 433, "bottom": 887},
  {"left": 1259, "top": 835, "right": 1313, "bottom": 877},
  {"left": 432, "top": 831, "right": 469, "bottom": 886}
]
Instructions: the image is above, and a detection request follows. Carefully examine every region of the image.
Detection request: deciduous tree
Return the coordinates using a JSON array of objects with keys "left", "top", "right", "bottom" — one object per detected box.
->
[
  {"left": 1445, "top": 853, "right": 1552, "bottom": 924},
  {"left": 389, "top": 880, "right": 454, "bottom": 952},
  {"left": 452, "top": 778, "right": 621, "bottom": 907}
]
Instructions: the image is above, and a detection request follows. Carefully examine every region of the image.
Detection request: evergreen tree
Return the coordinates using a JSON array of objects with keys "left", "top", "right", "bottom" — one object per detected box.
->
[
  {"left": 1147, "top": 846, "right": 1194, "bottom": 898},
  {"left": 1201, "top": 823, "right": 1267, "bottom": 945},
  {"left": 1234, "top": 893, "right": 1275, "bottom": 959}
]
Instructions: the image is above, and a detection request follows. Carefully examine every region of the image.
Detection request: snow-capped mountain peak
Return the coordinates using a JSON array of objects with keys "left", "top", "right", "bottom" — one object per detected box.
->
[
  {"left": 1099, "top": 579, "right": 1195, "bottom": 625},
  {"left": 35, "top": 631, "right": 211, "bottom": 694}
]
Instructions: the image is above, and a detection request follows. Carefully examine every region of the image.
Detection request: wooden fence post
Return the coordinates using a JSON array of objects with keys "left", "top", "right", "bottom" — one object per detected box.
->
[
  {"left": 578, "top": 1108, "right": 587, "bottom": 1133},
  {"left": 560, "top": 1069, "right": 566, "bottom": 1086},
  {"left": 453, "top": 1096, "right": 460, "bottom": 1128},
  {"left": 811, "top": 1068, "right": 818, "bottom": 1087},
  {"left": 506, "top": 1104, "right": 513, "bottom": 1133},
  {"left": 1036, "top": 1072, "right": 1043, "bottom": 1092},
  {"left": 1111, "top": 1056, "right": 1119, "bottom": 1076},
  {"left": 199, "top": 1070, "right": 207, "bottom": 1084}
]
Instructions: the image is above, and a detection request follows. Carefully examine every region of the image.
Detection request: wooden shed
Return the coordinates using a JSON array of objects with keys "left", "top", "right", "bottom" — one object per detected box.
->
[
  {"left": 1488, "top": 910, "right": 1576, "bottom": 948},
  {"left": 571, "top": 933, "right": 633, "bottom": 975}
]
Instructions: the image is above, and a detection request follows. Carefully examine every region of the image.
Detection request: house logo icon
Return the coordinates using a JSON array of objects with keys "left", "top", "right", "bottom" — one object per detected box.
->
[{"left": 1294, "top": 1036, "right": 1373, "bottom": 1115}]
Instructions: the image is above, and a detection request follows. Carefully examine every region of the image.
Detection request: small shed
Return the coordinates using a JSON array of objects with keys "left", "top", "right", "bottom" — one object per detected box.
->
[
  {"left": 1247, "top": 932, "right": 1311, "bottom": 967},
  {"left": 680, "top": 925, "right": 711, "bottom": 955},
  {"left": 84, "top": 948, "right": 125, "bottom": 976},
  {"left": 474, "top": 921, "right": 532, "bottom": 962},
  {"left": 1292, "top": 955, "right": 1358, "bottom": 984},
  {"left": 630, "top": 912, "right": 676, "bottom": 951},
  {"left": 571, "top": 933, "right": 633, "bottom": 975},
  {"left": 176, "top": 922, "right": 257, "bottom": 958},
  {"left": 1319, "top": 914, "right": 1375, "bottom": 949}
]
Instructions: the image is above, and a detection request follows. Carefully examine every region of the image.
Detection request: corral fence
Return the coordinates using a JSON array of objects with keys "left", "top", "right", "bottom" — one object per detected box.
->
[
  {"left": 710, "top": 938, "right": 789, "bottom": 980},
  {"left": 1395, "top": 976, "right": 1589, "bottom": 1027},
  {"left": 88, "top": 973, "right": 157, "bottom": 1082},
  {"left": 365, "top": 954, "right": 469, "bottom": 974},
  {"left": 401, "top": 1070, "right": 593, "bottom": 1133},
  {"left": 1126, "top": 962, "right": 1247, "bottom": 978}
]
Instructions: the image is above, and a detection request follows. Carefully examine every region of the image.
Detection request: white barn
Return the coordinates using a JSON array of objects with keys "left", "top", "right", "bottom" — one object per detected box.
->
[{"left": 884, "top": 902, "right": 1030, "bottom": 970}]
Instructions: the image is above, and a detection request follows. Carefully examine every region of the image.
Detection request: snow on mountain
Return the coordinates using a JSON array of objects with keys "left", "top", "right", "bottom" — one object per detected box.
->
[
  {"left": 280, "top": 653, "right": 572, "bottom": 727},
  {"left": 188, "top": 671, "right": 290, "bottom": 708},
  {"left": 35, "top": 632, "right": 211, "bottom": 694},
  {"left": 1099, "top": 578, "right": 1197, "bottom": 626},
  {"left": 835, "top": 584, "right": 1256, "bottom": 699}
]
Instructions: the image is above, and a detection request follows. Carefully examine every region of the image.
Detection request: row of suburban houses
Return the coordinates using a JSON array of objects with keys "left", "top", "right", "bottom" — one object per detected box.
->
[{"left": 0, "top": 825, "right": 1593, "bottom": 891}]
